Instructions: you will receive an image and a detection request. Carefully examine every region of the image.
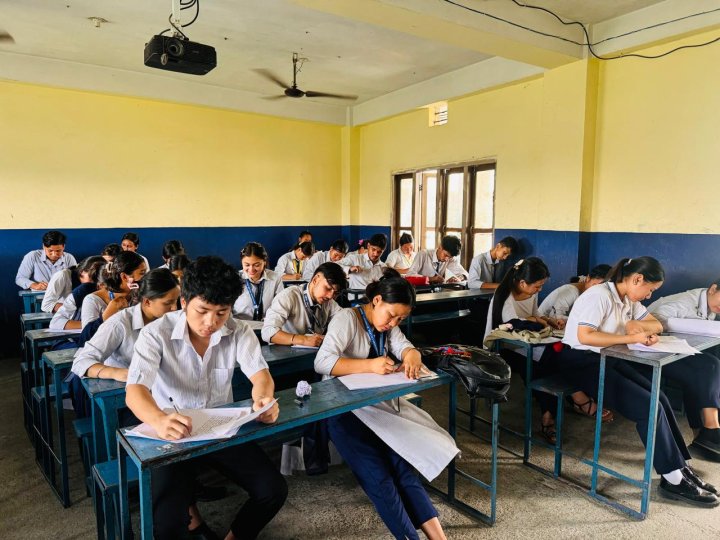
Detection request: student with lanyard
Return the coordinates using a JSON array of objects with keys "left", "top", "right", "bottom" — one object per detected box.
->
[
  {"left": 48, "top": 257, "right": 107, "bottom": 330},
  {"left": 556, "top": 257, "right": 718, "bottom": 507},
  {"left": 385, "top": 233, "right": 416, "bottom": 275},
  {"left": 121, "top": 231, "right": 150, "bottom": 271},
  {"left": 159, "top": 239, "right": 185, "bottom": 269},
  {"left": 405, "top": 235, "right": 468, "bottom": 284},
  {"left": 233, "top": 242, "right": 284, "bottom": 321},
  {"left": 468, "top": 236, "right": 519, "bottom": 290},
  {"left": 538, "top": 264, "right": 611, "bottom": 322},
  {"left": 275, "top": 241, "right": 314, "bottom": 281},
  {"left": 41, "top": 256, "right": 108, "bottom": 313},
  {"left": 126, "top": 256, "right": 287, "bottom": 540},
  {"left": 301, "top": 239, "right": 349, "bottom": 281},
  {"left": 315, "top": 268, "right": 457, "bottom": 540},
  {"left": 16, "top": 230, "right": 77, "bottom": 291},
  {"left": 338, "top": 233, "right": 388, "bottom": 289},
  {"left": 647, "top": 278, "right": 720, "bottom": 461},
  {"left": 261, "top": 262, "right": 347, "bottom": 347}
]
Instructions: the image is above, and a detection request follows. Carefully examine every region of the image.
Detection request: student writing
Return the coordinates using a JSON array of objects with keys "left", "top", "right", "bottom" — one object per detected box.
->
[
  {"left": 468, "top": 236, "right": 519, "bottom": 290},
  {"left": 338, "top": 233, "right": 387, "bottom": 289},
  {"left": 406, "top": 235, "right": 468, "bottom": 284},
  {"left": 538, "top": 264, "right": 611, "bottom": 321},
  {"left": 301, "top": 239, "right": 348, "bottom": 281},
  {"left": 16, "top": 230, "right": 77, "bottom": 290},
  {"left": 42, "top": 256, "right": 109, "bottom": 313},
  {"left": 275, "top": 241, "right": 314, "bottom": 281},
  {"left": 385, "top": 233, "right": 416, "bottom": 275}
]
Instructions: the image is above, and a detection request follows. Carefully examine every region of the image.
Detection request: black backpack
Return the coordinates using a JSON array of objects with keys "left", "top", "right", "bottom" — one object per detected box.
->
[{"left": 421, "top": 344, "right": 511, "bottom": 402}]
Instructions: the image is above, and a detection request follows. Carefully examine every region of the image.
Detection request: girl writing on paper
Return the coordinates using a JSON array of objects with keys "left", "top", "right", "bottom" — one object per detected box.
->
[{"left": 315, "top": 268, "right": 457, "bottom": 540}]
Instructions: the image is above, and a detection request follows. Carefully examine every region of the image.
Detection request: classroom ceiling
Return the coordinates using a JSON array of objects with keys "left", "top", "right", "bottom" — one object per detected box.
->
[{"left": 0, "top": 0, "right": 711, "bottom": 125}]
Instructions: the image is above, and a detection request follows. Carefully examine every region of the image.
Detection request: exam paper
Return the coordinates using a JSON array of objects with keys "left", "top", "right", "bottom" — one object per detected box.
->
[
  {"left": 339, "top": 371, "right": 436, "bottom": 390},
  {"left": 125, "top": 399, "right": 277, "bottom": 443},
  {"left": 628, "top": 336, "right": 700, "bottom": 355},
  {"left": 666, "top": 318, "right": 720, "bottom": 338},
  {"left": 243, "top": 320, "right": 264, "bottom": 331}
]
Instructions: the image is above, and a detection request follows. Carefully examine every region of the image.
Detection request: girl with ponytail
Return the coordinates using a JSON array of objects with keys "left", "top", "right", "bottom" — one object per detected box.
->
[{"left": 314, "top": 267, "right": 455, "bottom": 540}]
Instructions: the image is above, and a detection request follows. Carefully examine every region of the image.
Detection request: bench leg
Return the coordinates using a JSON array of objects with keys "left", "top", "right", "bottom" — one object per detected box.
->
[
  {"left": 554, "top": 393, "right": 565, "bottom": 478},
  {"left": 93, "top": 475, "right": 106, "bottom": 540},
  {"left": 469, "top": 397, "right": 477, "bottom": 432}
]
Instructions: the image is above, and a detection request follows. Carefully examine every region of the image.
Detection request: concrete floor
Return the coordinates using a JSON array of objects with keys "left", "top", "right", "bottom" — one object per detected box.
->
[{"left": 2, "top": 357, "right": 719, "bottom": 540}]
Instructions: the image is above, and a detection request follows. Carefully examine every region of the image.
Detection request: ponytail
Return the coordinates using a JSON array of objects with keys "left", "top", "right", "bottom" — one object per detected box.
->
[
  {"left": 101, "top": 251, "right": 144, "bottom": 293},
  {"left": 606, "top": 256, "right": 664, "bottom": 285},
  {"left": 365, "top": 267, "right": 415, "bottom": 306},
  {"left": 491, "top": 257, "right": 550, "bottom": 329}
]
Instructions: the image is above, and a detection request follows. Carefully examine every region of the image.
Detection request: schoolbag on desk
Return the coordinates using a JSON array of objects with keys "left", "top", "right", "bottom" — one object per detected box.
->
[{"left": 421, "top": 344, "right": 511, "bottom": 401}]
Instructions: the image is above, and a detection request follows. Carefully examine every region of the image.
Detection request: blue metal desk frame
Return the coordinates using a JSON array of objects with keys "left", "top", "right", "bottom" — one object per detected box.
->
[
  {"left": 117, "top": 374, "right": 495, "bottom": 538},
  {"left": 19, "top": 289, "right": 45, "bottom": 313}
]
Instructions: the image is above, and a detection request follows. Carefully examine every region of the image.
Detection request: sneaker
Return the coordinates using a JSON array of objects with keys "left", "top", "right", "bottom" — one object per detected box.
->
[{"left": 658, "top": 476, "right": 719, "bottom": 508}]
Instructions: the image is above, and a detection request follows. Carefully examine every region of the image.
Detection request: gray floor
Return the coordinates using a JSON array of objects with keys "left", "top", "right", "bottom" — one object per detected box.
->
[{"left": 2, "top": 357, "right": 719, "bottom": 540}]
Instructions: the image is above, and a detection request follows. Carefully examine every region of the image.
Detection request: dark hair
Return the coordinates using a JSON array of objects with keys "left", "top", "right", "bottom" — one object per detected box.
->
[
  {"left": 77, "top": 256, "right": 108, "bottom": 284},
  {"left": 497, "top": 236, "right": 519, "bottom": 253},
  {"left": 329, "top": 239, "right": 349, "bottom": 254},
  {"left": 241, "top": 242, "right": 269, "bottom": 262},
  {"left": 365, "top": 267, "right": 416, "bottom": 306},
  {"left": 162, "top": 240, "right": 185, "bottom": 260},
  {"left": 42, "top": 230, "right": 67, "bottom": 247},
  {"left": 440, "top": 235, "right": 462, "bottom": 257},
  {"left": 314, "top": 262, "right": 348, "bottom": 291},
  {"left": 491, "top": 257, "right": 550, "bottom": 328},
  {"left": 130, "top": 268, "right": 179, "bottom": 306},
  {"left": 399, "top": 233, "right": 413, "bottom": 246},
  {"left": 570, "top": 264, "right": 611, "bottom": 283},
  {"left": 181, "top": 255, "right": 242, "bottom": 306},
  {"left": 606, "top": 257, "right": 665, "bottom": 284},
  {"left": 295, "top": 241, "right": 315, "bottom": 257},
  {"left": 102, "top": 243, "right": 122, "bottom": 259},
  {"left": 357, "top": 239, "right": 369, "bottom": 249},
  {"left": 298, "top": 230, "right": 312, "bottom": 240},
  {"left": 101, "top": 251, "right": 145, "bottom": 293},
  {"left": 169, "top": 254, "right": 191, "bottom": 272},
  {"left": 368, "top": 233, "right": 388, "bottom": 250},
  {"left": 121, "top": 232, "right": 140, "bottom": 247}
]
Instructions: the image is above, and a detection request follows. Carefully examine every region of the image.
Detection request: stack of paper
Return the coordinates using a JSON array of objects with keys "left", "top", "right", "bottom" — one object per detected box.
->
[
  {"left": 125, "top": 400, "right": 276, "bottom": 443},
  {"left": 628, "top": 335, "right": 700, "bottom": 355},
  {"left": 339, "top": 371, "right": 439, "bottom": 390},
  {"left": 667, "top": 318, "right": 720, "bottom": 337}
]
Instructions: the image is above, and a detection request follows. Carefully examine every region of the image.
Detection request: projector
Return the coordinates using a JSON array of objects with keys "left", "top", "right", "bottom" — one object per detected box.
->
[{"left": 144, "top": 34, "right": 216, "bottom": 75}]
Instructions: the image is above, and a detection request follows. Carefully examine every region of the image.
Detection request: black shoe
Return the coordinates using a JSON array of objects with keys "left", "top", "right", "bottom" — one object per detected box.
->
[
  {"left": 188, "top": 522, "right": 221, "bottom": 540},
  {"left": 658, "top": 476, "right": 719, "bottom": 508},
  {"left": 683, "top": 466, "right": 719, "bottom": 495},
  {"left": 691, "top": 428, "right": 720, "bottom": 452},
  {"left": 194, "top": 484, "right": 228, "bottom": 502}
]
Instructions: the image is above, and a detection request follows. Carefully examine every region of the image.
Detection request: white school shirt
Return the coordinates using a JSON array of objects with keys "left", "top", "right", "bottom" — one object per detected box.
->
[
  {"left": 81, "top": 294, "right": 108, "bottom": 329},
  {"left": 406, "top": 249, "right": 468, "bottom": 281},
  {"left": 42, "top": 269, "right": 72, "bottom": 312},
  {"left": 648, "top": 288, "right": 715, "bottom": 329},
  {"left": 563, "top": 282, "right": 650, "bottom": 353},
  {"left": 15, "top": 249, "right": 77, "bottom": 289},
  {"left": 468, "top": 251, "right": 499, "bottom": 289},
  {"left": 72, "top": 303, "right": 145, "bottom": 376},
  {"left": 483, "top": 294, "right": 540, "bottom": 342},
  {"left": 302, "top": 250, "right": 330, "bottom": 281},
  {"left": 385, "top": 248, "right": 416, "bottom": 271},
  {"left": 261, "top": 285, "right": 341, "bottom": 342},
  {"left": 127, "top": 310, "right": 267, "bottom": 410},
  {"left": 50, "top": 293, "right": 79, "bottom": 330},
  {"left": 233, "top": 269, "right": 284, "bottom": 320},
  {"left": 314, "top": 308, "right": 459, "bottom": 481},
  {"left": 275, "top": 251, "right": 304, "bottom": 276},
  {"left": 538, "top": 284, "right": 581, "bottom": 320},
  {"left": 337, "top": 253, "right": 386, "bottom": 289}
]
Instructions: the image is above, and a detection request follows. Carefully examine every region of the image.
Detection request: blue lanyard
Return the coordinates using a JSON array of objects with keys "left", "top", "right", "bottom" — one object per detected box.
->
[
  {"left": 302, "top": 285, "right": 323, "bottom": 333},
  {"left": 245, "top": 278, "right": 264, "bottom": 320},
  {"left": 356, "top": 306, "right": 386, "bottom": 357}
]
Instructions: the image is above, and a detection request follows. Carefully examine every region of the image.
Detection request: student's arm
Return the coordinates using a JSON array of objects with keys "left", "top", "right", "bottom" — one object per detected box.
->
[
  {"left": 388, "top": 326, "right": 424, "bottom": 379},
  {"left": 445, "top": 259, "right": 469, "bottom": 282},
  {"left": 625, "top": 313, "right": 663, "bottom": 336},
  {"left": 71, "top": 318, "right": 128, "bottom": 381},
  {"left": 577, "top": 325, "right": 658, "bottom": 348},
  {"left": 16, "top": 252, "right": 43, "bottom": 289},
  {"left": 301, "top": 253, "right": 319, "bottom": 281},
  {"left": 41, "top": 271, "right": 67, "bottom": 313},
  {"left": 248, "top": 369, "right": 278, "bottom": 423},
  {"left": 261, "top": 291, "right": 321, "bottom": 346},
  {"left": 49, "top": 295, "right": 77, "bottom": 330}
]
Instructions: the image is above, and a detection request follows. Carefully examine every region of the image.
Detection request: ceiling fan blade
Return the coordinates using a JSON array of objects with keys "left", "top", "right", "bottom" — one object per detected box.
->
[
  {"left": 253, "top": 69, "right": 290, "bottom": 90},
  {"left": 0, "top": 31, "right": 15, "bottom": 44},
  {"left": 262, "top": 95, "right": 288, "bottom": 101},
  {"left": 305, "top": 90, "right": 358, "bottom": 100}
]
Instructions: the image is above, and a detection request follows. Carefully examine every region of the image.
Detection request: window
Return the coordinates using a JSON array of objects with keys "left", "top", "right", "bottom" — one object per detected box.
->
[{"left": 392, "top": 162, "right": 496, "bottom": 268}]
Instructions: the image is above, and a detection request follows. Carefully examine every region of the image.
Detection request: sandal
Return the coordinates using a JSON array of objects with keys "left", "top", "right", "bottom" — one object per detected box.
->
[
  {"left": 571, "top": 397, "right": 614, "bottom": 423},
  {"left": 540, "top": 423, "right": 557, "bottom": 445}
]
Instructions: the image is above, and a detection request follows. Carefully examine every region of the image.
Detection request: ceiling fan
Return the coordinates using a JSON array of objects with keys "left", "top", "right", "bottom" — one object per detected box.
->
[{"left": 255, "top": 52, "right": 357, "bottom": 101}]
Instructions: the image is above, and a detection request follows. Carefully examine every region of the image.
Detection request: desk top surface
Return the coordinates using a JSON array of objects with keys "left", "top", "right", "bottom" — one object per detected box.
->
[
  {"left": 42, "top": 348, "right": 78, "bottom": 368},
  {"left": 25, "top": 328, "right": 77, "bottom": 342},
  {"left": 18, "top": 289, "right": 45, "bottom": 298},
  {"left": 600, "top": 332, "right": 720, "bottom": 367},
  {"left": 21, "top": 312, "right": 54, "bottom": 322},
  {"left": 119, "top": 372, "right": 451, "bottom": 465},
  {"left": 415, "top": 289, "right": 492, "bottom": 304}
]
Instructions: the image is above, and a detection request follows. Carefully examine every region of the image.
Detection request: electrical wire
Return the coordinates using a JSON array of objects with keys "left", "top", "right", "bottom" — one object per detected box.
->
[{"left": 158, "top": 0, "right": 200, "bottom": 38}]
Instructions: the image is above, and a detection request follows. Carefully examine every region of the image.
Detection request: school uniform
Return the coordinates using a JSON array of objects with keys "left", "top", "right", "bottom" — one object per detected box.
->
[
  {"left": 261, "top": 284, "right": 341, "bottom": 342},
  {"left": 385, "top": 248, "right": 416, "bottom": 271},
  {"left": 645, "top": 288, "right": 720, "bottom": 429},
  {"left": 233, "top": 269, "right": 284, "bottom": 321},
  {"left": 49, "top": 284, "right": 99, "bottom": 330},
  {"left": 315, "top": 308, "right": 458, "bottom": 540},
  {"left": 301, "top": 250, "right": 332, "bottom": 281},
  {"left": 337, "top": 253, "right": 386, "bottom": 289},
  {"left": 127, "top": 311, "right": 287, "bottom": 539},
  {"left": 406, "top": 249, "right": 468, "bottom": 281},
  {"left": 41, "top": 268, "right": 76, "bottom": 313},
  {"left": 538, "top": 283, "right": 581, "bottom": 320},
  {"left": 15, "top": 249, "right": 77, "bottom": 289},
  {"left": 468, "top": 251, "right": 505, "bottom": 289},
  {"left": 275, "top": 251, "right": 304, "bottom": 276},
  {"left": 558, "top": 282, "right": 691, "bottom": 474}
]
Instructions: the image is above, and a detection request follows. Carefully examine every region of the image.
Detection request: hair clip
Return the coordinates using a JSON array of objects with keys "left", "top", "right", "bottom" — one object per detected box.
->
[
  {"left": 513, "top": 259, "right": 525, "bottom": 269},
  {"left": 624, "top": 258, "right": 633, "bottom": 266}
]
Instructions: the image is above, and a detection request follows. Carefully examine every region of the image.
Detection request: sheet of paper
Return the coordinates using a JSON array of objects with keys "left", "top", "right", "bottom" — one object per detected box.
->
[
  {"left": 125, "top": 399, "right": 277, "bottom": 443},
  {"left": 666, "top": 318, "right": 720, "bottom": 337},
  {"left": 292, "top": 334, "right": 320, "bottom": 349},
  {"left": 42, "top": 328, "right": 81, "bottom": 334},
  {"left": 243, "top": 319, "right": 264, "bottom": 331},
  {"left": 339, "top": 371, "right": 420, "bottom": 390},
  {"left": 628, "top": 336, "right": 700, "bottom": 355}
]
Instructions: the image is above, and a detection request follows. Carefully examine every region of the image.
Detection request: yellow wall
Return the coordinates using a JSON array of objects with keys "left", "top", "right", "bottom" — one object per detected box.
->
[
  {"left": 593, "top": 29, "right": 720, "bottom": 234},
  {"left": 0, "top": 81, "right": 342, "bottom": 229}
]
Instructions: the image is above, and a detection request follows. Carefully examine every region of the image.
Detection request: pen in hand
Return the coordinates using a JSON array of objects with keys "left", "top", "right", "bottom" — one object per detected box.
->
[{"left": 169, "top": 396, "right": 181, "bottom": 415}]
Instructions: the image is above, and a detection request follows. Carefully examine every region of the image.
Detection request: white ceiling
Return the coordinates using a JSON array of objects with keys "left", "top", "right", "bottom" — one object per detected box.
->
[{"left": 0, "top": 0, "right": 714, "bottom": 125}]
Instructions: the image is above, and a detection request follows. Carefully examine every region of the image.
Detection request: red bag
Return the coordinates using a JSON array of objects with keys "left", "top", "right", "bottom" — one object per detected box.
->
[{"left": 404, "top": 275, "right": 429, "bottom": 286}]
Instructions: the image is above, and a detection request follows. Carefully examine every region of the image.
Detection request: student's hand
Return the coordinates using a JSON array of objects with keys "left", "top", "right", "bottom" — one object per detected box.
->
[
  {"left": 397, "top": 358, "right": 424, "bottom": 380},
  {"left": 370, "top": 356, "right": 396, "bottom": 375},
  {"left": 429, "top": 275, "right": 444, "bottom": 284},
  {"left": 628, "top": 332, "right": 658, "bottom": 346},
  {"left": 294, "top": 273, "right": 303, "bottom": 280},
  {"left": 30, "top": 281, "right": 48, "bottom": 291},
  {"left": 554, "top": 319, "right": 567, "bottom": 330},
  {"left": 52, "top": 302, "right": 63, "bottom": 313},
  {"left": 446, "top": 276, "right": 460, "bottom": 284},
  {"left": 302, "top": 334, "right": 324, "bottom": 347},
  {"left": 152, "top": 412, "right": 192, "bottom": 441},
  {"left": 349, "top": 266, "right": 361, "bottom": 273},
  {"left": 254, "top": 396, "right": 279, "bottom": 424},
  {"left": 103, "top": 295, "right": 129, "bottom": 320},
  {"left": 111, "top": 367, "right": 128, "bottom": 382}
]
